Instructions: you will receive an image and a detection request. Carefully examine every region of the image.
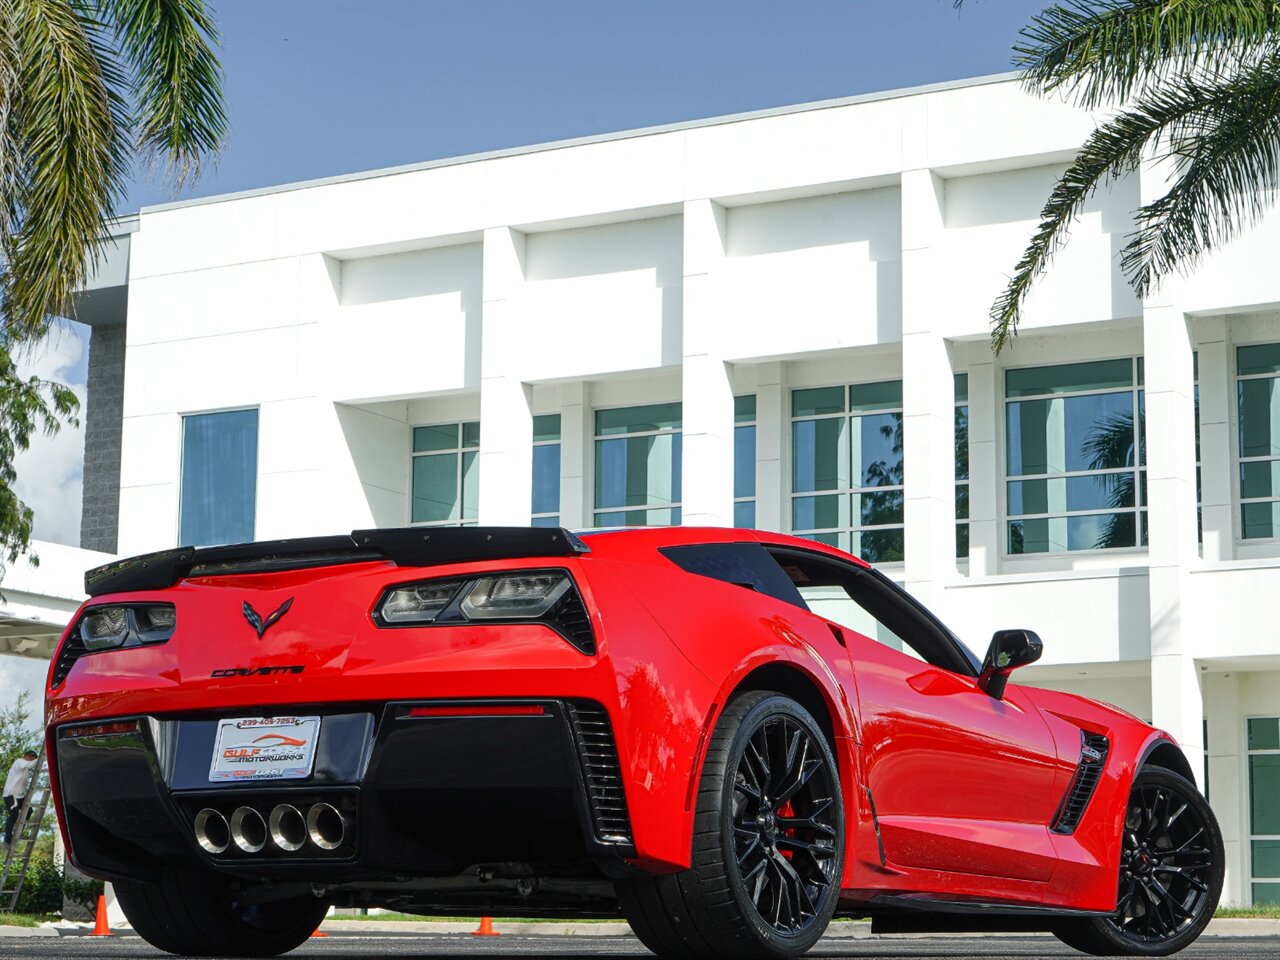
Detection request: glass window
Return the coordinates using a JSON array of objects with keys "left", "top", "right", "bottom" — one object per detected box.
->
[
  {"left": 1238, "top": 343, "right": 1280, "bottom": 540},
  {"left": 1005, "top": 358, "right": 1145, "bottom": 554},
  {"left": 791, "top": 380, "right": 904, "bottom": 563},
  {"left": 1249, "top": 717, "right": 1280, "bottom": 906},
  {"left": 411, "top": 420, "right": 479, "bottom": 526},
  {"left": 735, "top": 395, "right": 756, "bottom": 528},
  {"left": 532, "top": 414, "right": 561, "bottom": 527},
  {"left": 179, "top": 409, "right": 258, "bottom": 547},
  {"left": 594, "top": 403, "right": 681, "bottom": 527},
  {"left": 956, "top": 374, "right": 969, "bottom": 560}
]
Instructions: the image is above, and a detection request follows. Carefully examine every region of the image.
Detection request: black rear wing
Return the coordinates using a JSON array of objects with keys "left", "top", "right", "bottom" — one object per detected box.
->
[{"left": 85, "top": 527, "right": 591, "bottom": 597}]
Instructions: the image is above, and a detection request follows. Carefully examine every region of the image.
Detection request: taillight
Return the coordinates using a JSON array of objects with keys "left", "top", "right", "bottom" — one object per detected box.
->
[
  {"left": 51, "top": 603, "right": 178, "bottom": 687},
  {"left": 372, "top": 569, "right": 595, "bottom": 654}
]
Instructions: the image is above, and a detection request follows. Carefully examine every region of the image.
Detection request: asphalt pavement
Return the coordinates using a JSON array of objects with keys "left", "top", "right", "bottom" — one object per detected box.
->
[{"left": 0, "top": 933, "right": 1275, "bottom": 960}]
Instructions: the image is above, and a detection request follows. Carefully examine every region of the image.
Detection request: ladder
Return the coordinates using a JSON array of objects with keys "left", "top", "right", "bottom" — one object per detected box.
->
[{"left": 0, "top": 747, "right": 52, "bottom": 912}]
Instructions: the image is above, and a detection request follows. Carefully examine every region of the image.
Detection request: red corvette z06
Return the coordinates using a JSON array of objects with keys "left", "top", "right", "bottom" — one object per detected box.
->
[{"left": 46, "top": 526, "right": 1222, "bottom": 958}]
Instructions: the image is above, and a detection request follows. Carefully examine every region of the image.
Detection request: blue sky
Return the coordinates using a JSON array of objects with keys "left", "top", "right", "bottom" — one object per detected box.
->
[{"left": 121, "top": 0, "right": 1051, "bottom": 212}]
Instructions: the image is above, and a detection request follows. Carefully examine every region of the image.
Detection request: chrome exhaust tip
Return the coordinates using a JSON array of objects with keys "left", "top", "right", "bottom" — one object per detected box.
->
[
  {"left": 269, "top": 804, "right": 307, "bottom": 852},
  {"left": 230, "top": 806, "right": 267, "bottom": 853},
  {"left": 193, "top": 808, "right": 229, "bottom": 854},
  {"left": 306, "top": 802, "right": 345, "bottom": 851}
]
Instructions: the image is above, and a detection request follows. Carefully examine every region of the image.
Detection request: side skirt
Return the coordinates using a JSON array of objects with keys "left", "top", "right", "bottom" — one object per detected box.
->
[{"left": 857, "top": 894, "right": 1111, "bottom": 934}]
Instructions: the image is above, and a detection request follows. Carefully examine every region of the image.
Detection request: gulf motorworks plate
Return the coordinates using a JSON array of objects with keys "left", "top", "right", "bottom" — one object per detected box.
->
[{"left": 209, "top": 716, "right": 320, "bottom": 782}]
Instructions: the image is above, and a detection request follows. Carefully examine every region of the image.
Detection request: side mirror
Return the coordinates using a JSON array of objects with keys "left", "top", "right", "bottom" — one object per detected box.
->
[{"left": 978, "top": 629, "right": 1043, "bottom": 700}]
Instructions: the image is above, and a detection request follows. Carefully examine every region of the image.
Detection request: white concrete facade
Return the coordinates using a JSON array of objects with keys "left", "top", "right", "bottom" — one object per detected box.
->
[{"left": 16, "top": 73, "right": 1280, "bottom": 903}]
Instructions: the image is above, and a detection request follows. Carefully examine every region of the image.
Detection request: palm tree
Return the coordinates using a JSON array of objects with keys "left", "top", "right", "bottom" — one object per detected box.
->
[
  {"left": 987, "top": 0, "right": 1280, "bottom": 351},
  {"left": 0, "top": 0, "right": 225, "bottom": 567}
]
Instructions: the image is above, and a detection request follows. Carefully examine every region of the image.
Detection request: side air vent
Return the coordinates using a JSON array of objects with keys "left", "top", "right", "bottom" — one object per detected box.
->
[
  {"left": 1052, "top": 732, "right": 1110, "bottom": 834},
  {"left": 549, "top": 589, "right": 595, "bottom": 655},
  {"left": 566, "top": 701, "right": 633, "bottom": 847}
]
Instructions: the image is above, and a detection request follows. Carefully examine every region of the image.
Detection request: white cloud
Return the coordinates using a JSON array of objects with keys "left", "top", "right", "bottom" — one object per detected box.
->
[{"left": 11, "top": 323, "right": 88, "bottom": 547}]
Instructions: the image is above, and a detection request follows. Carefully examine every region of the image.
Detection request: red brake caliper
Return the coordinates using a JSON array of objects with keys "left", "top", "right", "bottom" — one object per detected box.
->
[{"left": 778, "top": 800, "right": 795, "bottom": 859}]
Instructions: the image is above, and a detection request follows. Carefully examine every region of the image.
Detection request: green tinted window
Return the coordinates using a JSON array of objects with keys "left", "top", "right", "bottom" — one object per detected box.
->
[
  {"left": 1253, "top": 883, "right": 1280, "bottom": 906},
  {"left": 1006, "top": 359, "right": 1134, "bottom": 398},
  {"left": 533, "top": 414, "right": 561, "bottom": 443},
  {"left": 792, "top": 386, "right": 844, "bottom": 418},
  {"left": 1251, "top": 754, "right": 1280, "bottom": 836},
  {"left": 954, "top": 373, "right": 968, "bottom": 404},
  {"left": 1239, "top": 342, "right": 1280, "bottom": 377},
  {"left": 412, "top": 452, "right": 458, "bottom": 523},
  {"left": 413, "top": 423, "right": 458, "bottom": 453},
  {"left": 735, "top": 394, "right": 757, "bottom": 423},
  {"left": 1253, "top": 840, "right": 1280, "bottom": 879},
  {"left": 849, "top": 380, "right": 902, "bottom": 413},
  {"left": 595, "top": 402, "right": 681, "bottom": 436},
  {"left": 461, "top": 421, "right": 480, "bottom": 449},
  {"left": 1250, "top": 718, "right": 1280, "bottom": 750}
]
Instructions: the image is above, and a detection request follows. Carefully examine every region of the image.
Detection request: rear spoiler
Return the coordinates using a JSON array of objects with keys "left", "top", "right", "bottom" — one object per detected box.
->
[{"left": 84, "top": 527, "right": 591, "bottom": 597}]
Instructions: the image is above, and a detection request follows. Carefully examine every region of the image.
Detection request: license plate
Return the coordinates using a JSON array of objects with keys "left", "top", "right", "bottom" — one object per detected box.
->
[{"left": 209, "top": 716, "right": 321, "bottom": 783}]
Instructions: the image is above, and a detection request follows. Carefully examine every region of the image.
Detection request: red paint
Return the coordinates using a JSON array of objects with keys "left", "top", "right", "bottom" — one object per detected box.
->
[{"left": 47, "top": 526, "right": 1165, "bottom": 913}]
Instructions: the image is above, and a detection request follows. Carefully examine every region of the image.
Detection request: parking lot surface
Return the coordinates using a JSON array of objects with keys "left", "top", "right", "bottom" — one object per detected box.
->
[{"left": 0, "top": 933, "right": 1275, "bottom": 959}]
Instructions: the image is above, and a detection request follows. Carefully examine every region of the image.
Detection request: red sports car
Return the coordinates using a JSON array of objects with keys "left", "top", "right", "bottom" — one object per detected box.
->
[{"left": 46, "top": 526, "right": 1222, "bottom": 958}]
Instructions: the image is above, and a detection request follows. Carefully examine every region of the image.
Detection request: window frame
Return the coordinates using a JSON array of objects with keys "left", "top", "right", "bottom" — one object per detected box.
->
[
  {"left": 789, "top": 380, "right": 906, "bottom": 563},
  {"left": 1002, "top": 356, "right": 1147, "bottom": 557},
  {"left": 1246, "top": 715, "right": 1280, "bottom": 906},
  {"left": 592, "top": 401, "right": 683, "bottom": 528},
  {"left": 409, "top": 419, "right": 480, "bottom": 528},
  {"left": 177, "top": 405, "right": 260, "bottom": 548},
  {"left": 734, "top": 395, "right": 757, "bottom": 529},
  {"left": 1235, "top": 341, "right": 1280, "bottom": 544}
]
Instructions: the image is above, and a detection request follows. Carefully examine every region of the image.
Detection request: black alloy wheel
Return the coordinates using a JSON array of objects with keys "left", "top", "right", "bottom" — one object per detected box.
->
[
  {"left": 1053, "top": 767, "right": 1223, "bottom": 957},
  {"left": 618, "top": 691, "right": 844, "bottom": 960},
  {"left": 730, "top": 712, "right": 840, "bottom": 934}
]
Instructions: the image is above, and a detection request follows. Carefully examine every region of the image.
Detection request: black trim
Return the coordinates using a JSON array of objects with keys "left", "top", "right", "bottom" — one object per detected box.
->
[
  {"left": 565, "top": 701, "right": 634, "bottom": 847},
  {"left": 1051, "top": 731, "right": 1110, "bottom": 834},
  {"left": 660, "top": 542, "right": 808, "bottom": 609},
  {"left": 85, "top": 527, "right": 591, "bottom": 597},
  {"left": 865, "top": 787, "right": 886, "bottom": 866}
]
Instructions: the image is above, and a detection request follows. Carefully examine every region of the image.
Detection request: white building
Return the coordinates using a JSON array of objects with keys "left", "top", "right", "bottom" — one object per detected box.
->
[{"left": 5, "top": 72, "right": 1279, "bottom": 906}]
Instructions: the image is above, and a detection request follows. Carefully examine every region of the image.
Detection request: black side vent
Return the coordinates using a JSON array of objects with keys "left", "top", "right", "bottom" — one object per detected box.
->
[
  {"left": 1052, "top": 732, "right": 1110, "bottom": 834},
  {"left": 51, "top": 634, "right": 86, "bottom": 688},
  {"left": 566, "top": 701, "right": 633, "bottom": 847},
  {"left": 549, "top": 588, "right": 595, "bottom": 655}
]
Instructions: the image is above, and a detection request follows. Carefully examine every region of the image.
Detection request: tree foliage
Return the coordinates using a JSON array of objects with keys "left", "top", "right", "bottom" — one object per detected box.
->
[
  {"left": 0, "top": 0, "right": 224, "bottom": 571},
  {"left": 984, "top": 0, "right": 1280, "bottom": 350}
]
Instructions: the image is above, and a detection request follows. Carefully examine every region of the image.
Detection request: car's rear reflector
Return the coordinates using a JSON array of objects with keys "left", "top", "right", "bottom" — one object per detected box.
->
[
  {"left": 61, "top": 720, "right": 142, "bottom": 740},
  {"left": 407, "top": 705, "right": 546, "bottom": 718}
]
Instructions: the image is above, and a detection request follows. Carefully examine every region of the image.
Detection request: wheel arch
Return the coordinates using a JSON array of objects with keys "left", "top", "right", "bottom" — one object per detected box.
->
[
  {"left": 730, "top": 661, "right": 841, "bottom": 759},
  {"left": 1137, "top": 737, "right": 1196, "bottom": 784}
]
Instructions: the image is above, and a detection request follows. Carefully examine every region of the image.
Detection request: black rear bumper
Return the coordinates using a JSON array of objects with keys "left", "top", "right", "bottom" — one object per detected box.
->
[{"left": 55, "top": 700, "right": 635, "bottom": 885}]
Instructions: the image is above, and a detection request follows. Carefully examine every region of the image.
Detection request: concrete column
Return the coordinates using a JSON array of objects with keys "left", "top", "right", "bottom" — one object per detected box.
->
[
  {"left": 559, "top": 382, "right": 589, "bottom": 529},
  {"left": 477, "top": 227, "right": 534, "bottom": 525},
  {"left": 681, "top": 199, "right": 734, "bottom": 527},
  {"left": 967, "top": 346, "right": 1000, "bottom": 577},
  {"left": 1195, "top": 317, "right": 1233, "bottom": 561},
  {"left": 901, "top": 170, "right": 955, "bottom": 607},
  {"left": 1204, "top": 671, "right": 1245, "bottom": 905},
  {"left": 755, "top": 362, "right": 784, "bottom": 533}
]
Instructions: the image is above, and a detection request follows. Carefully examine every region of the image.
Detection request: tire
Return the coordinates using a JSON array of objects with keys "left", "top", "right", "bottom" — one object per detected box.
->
[
  {"left": 618, "top": 691, "right": 844, "bottom": 960},
  {"left": 115, "top": 868, "right": 329, "bottom": 957},
  {"left": 1052, "top": 766, "right": 1223, "bottom": 957}
]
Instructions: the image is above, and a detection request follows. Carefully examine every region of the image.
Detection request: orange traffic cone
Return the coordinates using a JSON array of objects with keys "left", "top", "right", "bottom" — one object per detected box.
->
[
  {"left": 310, "top": 927, "right": 328, "bottom": 938},
  {"left": 472, "top": 915, "right": 499, "bottom": 936},
  {"left": 91, "top": 895, "right": 112, "bottom": 936}
]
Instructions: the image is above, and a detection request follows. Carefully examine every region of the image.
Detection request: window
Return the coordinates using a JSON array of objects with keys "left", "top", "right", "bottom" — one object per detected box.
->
[
  {"left": 411, "top": 421, "right": 479, "bottom": 526},
  {"left": 179, "top": 409, "right": 258, "bottom": 547},
  {"left": 956, "top": 374, "right": 969, "bottom": 560},
  {"left": 532, "top": 414, "right": 561, "bottom": 527},
  {"left": 735, "top": 395, "right": 756, "bottom": 528},
  {"left": 1247, "top": 717, "right": 1280, "bottom": 905},
  {"left": 1005, "top": 358, "right": 1145, "bottom": 554},
  {"left": 594, "top": 402, "right": 681, "bottom": 527},
  {"left": 1238, "top": 343, "right": 1280, "bottom": 540},
  {"left": 791, "top": 381, "right": 904, "bottom": 562}
]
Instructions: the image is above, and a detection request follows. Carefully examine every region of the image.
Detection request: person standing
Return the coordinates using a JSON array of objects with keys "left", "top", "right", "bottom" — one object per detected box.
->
[{"left": 4, "top": 750, "right": 38, "bottom": 847}]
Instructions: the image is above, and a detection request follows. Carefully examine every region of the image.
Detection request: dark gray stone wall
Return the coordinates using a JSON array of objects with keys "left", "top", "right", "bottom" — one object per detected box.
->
[{"left": 78, "top": 323, "right": 125, "bottom": 553}]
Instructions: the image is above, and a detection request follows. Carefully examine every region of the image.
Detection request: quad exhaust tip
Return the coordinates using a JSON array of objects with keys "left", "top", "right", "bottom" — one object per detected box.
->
[
  {"left": 269, "top": 804, "right": 306, "bottom": 853},
  {"left": 230, "top": 806, "right": 267, "bottom": 853},
  {"left": 193, "top": 808, "right": 229, "bottom": 854},
  {"left": 306, "top": 802, "right": 345, "bottom": 851}
]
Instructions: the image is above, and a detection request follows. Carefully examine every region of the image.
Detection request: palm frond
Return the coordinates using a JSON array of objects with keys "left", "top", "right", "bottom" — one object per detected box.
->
[
  {"left": 1016, "top": 0, "right": 1280, "bottom": 108},
  {"left": 3, "top": 0, "right": 127, "bottom": 337},
  {"left": 106, "top": 0, "right": 226, "bottom": 187},
  {"left": 0, "top": 0, "right": 20, "bottom": 253},
  {"left": 1122, "top": 55, "right": 1280, "bottom": 293},
  {"left": 990, "top": 77, "right": 1225, "bottom": 350}
]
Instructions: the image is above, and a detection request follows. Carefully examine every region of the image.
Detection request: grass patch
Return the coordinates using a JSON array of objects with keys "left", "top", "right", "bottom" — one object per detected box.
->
[
  {"left": 0, "top": 913, "right": 58, "bottom": 927},
  {"left": 1216, "top": 905, "right": 1280, "bottom": 919}
]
